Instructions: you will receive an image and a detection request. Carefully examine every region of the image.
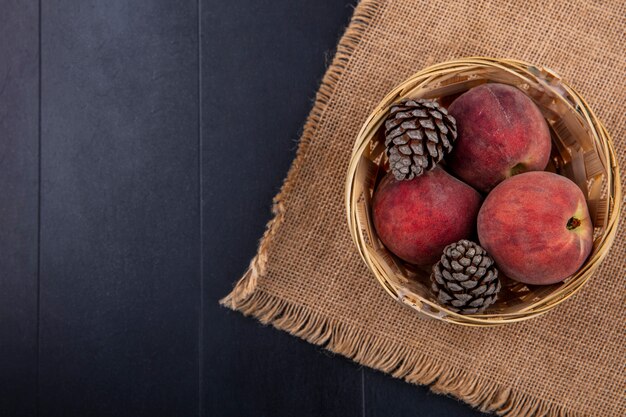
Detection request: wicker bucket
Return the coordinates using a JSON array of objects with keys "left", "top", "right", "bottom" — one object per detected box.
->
[{"left": 345, "top": 57, "right": 621, "bottom": 326}]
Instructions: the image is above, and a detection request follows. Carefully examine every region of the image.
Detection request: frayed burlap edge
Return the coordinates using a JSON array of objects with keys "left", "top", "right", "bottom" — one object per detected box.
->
[
  {"left": 224, "top": 288, "right": 584, "bottom": 417},
  {"left": 220, "top": 0, "right": 383, "bottom": 310},
  {"left": 220, "top": 1, "right": 584, "bottom": 416}
]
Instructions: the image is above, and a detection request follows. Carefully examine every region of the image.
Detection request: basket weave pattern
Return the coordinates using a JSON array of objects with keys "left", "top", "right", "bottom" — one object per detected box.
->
[{"left": 346, "top": 58, "right": 621, "bottom": 326}]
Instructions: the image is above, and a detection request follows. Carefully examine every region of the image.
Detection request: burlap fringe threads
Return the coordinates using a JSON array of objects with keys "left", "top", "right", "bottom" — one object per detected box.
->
[
  {"left": 220, "top": 0, "right": 382, "bottom": 309},
  {"left": 221, "top": 1, "right": 586, "bottom": 416}
]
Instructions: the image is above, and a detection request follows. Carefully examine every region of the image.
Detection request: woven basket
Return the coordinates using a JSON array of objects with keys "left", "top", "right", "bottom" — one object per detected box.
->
[{"left": 345, "top": 57, "right": 622, "bottom": 326}]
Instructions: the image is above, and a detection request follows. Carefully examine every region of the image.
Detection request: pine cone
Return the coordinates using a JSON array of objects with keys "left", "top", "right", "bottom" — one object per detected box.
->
[
  {"left": 384, "top": 98, "right": 457, "bottom": 181},
  {"left": 430, "top": 240, "right": 501, "bottom": 314}
]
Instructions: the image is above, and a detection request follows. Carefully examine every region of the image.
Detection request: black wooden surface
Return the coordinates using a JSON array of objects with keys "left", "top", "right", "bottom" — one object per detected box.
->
[
  {"left": 0, "top": 2, "right": 39, "bottom": 416},
  {"left": 1, "top": 1, "right": 487, "bottom": 416}
]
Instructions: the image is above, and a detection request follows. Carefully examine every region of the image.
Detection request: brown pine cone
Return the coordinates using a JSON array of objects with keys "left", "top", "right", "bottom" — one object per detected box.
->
[
  {"left": 384, "top": 98, "right": 457, "bottom": 180},
  {"left": 430, "top": 240, "right": 501, "bottom": 314}
]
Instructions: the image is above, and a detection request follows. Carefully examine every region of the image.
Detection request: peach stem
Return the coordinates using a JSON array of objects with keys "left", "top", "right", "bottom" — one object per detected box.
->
[{"left": 567, "top": 217, "right": 581, "bottom": 230}]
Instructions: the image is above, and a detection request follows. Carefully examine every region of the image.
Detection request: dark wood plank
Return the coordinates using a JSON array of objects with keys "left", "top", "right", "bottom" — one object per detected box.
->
[
  {"left": 201, "top": 1, "right": 362, "bottom": 416},
  {"left": 39, "top": 1, "right": 199, "bottom": 416},
  {"left": 0, "top": 1, "right": 39, "bottom": 416},
  {"left": 364, "top": 369, "right": 488, "bottom": 416}
]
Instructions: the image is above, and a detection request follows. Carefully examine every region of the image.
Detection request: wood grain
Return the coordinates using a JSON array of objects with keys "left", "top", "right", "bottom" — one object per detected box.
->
[{"left": 0, "top": 1, "right": 39, "bottom": 415}]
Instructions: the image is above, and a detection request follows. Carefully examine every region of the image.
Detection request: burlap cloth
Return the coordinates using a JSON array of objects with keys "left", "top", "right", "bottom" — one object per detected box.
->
[{"left": 222, "top": 1, "right": 626, "bottom": 415}]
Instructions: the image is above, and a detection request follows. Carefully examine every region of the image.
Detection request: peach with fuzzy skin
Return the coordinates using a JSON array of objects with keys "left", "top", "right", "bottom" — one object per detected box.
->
[
  {"left": 477, "top": 171, "right": 593, "bottom": 285},
  {"left": 372, "top": 167, "right": 482, "bottom": 265},
  {"left": 447, "top": 83, "right": 552, "bottom": 192}
]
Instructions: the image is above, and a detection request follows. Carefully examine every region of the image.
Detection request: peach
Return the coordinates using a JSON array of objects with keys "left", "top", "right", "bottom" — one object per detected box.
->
[
  {"left": 477, "top": 171, "right": 593, "bottom": 285},
  {"left": 447, "top": 83, "right": 552, "bottom": 192},
  {"left": 372, "top": 167, "right": 482, "bottom": 265}
]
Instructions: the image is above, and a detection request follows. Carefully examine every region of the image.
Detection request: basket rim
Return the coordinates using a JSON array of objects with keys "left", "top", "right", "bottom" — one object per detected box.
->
[{"left": 345, "top": 56, "right": 622, "bottom": 326}]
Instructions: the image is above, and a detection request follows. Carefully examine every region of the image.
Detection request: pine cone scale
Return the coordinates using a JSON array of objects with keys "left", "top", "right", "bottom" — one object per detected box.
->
[
  {"left": 384, "top": 98, "right": 458, "bottom": 181},
  {"left": 430, "top": 240, "right": 501, "bottom": 315}
]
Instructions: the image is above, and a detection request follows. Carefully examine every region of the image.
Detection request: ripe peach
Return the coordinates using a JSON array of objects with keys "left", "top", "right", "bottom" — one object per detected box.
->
[
  {"left": 447, "top": 83, "right": 552, "bottom": 192},
  {"left": 372, "top": 167, "right": 482, "bottom": 265},
  {"left": 477, "top": 171, "right": 593, "bottom": 285}
]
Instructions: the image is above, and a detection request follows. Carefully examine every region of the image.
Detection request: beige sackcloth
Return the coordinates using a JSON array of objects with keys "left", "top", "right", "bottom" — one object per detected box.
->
[{"left": 222, "top": 1, "right": 626, "bottom": 415}]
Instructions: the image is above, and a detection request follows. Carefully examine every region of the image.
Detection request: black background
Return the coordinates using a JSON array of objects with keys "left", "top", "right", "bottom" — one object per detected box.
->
[{"left": 1, "top": 1, "right": 487, "bottom": 416}]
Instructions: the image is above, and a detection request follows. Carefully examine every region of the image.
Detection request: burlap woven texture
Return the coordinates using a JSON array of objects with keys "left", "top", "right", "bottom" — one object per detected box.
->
[{"left": 222, "top": 1, "right": 626, "bottom": 416}]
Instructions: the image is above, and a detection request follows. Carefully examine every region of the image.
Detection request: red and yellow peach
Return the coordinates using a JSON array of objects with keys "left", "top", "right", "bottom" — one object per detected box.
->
[
  {"left": 447, "top": 83, "right": 552, "bottom": 192},
  {"left": 477, "top": 171, "right": 592, "bottom": 285},
  {"left": 373, "top": 167, "right": 482, "bottom": 265}
]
